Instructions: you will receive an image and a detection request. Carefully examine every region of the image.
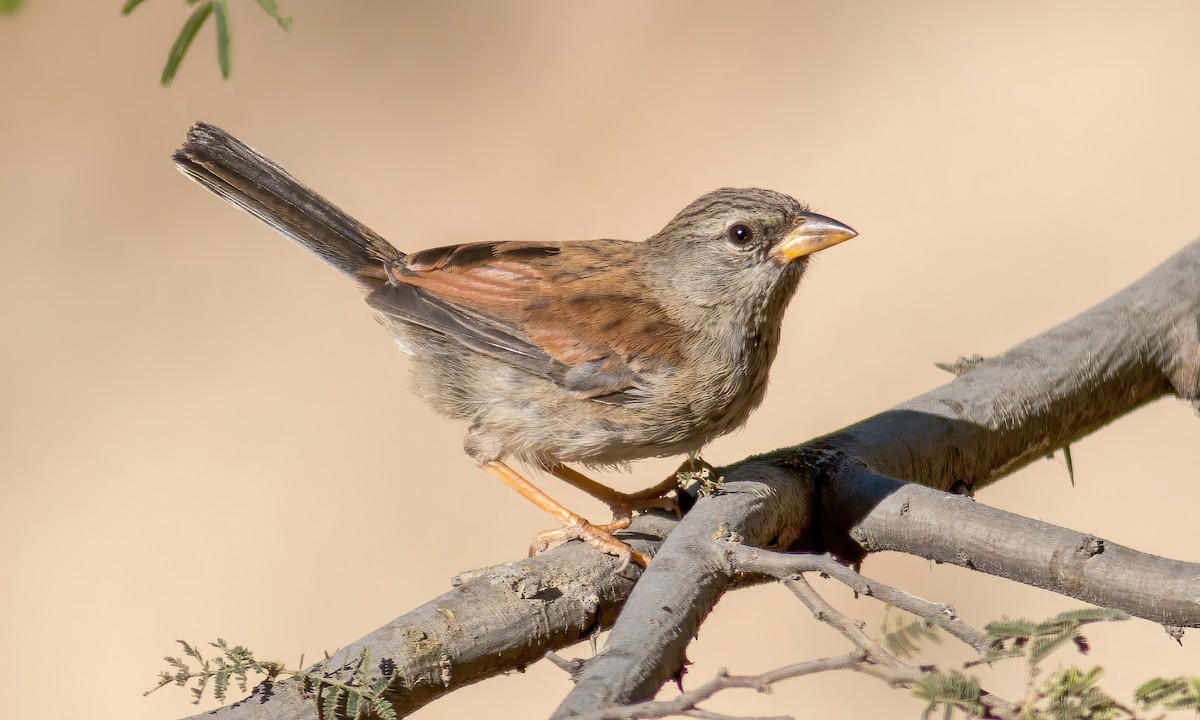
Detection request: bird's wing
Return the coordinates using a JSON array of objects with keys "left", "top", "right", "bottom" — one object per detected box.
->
[{"left": 365, "top": 240, "right": 684, "bottom": 403}]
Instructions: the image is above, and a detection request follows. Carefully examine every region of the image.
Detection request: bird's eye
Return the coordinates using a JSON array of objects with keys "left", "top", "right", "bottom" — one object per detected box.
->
[{"left": 727, "top": 223, "right": 754, "bottom": 245}]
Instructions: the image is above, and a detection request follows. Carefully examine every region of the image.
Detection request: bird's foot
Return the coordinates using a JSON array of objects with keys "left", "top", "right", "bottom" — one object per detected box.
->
[
  {"left": 605, "top": 476, "right": 683, "bottom": 522},
  {"left": 542, "top": 464, "right": 682, "bottom": 523},
  {"left": 530, "top": 515, "right": 650, "bottom": 569}
]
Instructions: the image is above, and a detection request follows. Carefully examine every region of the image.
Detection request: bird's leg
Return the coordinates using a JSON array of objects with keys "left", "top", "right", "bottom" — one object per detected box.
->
[
  {"left": 481, "top": 460, "right": 650, "bottom": 568},
  {"left": 543, "top": 464, "right": 682, "bottom": 522}
]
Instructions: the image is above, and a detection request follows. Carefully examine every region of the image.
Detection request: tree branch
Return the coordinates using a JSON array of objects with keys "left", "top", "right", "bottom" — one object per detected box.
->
[
  {"left": 552, "top": 239, "right": 1200, "bottom": 717},
  {"left": 727, "top": 547, "right": 992, "bottom": 655},
  {"left": 181, "top": 240, "right": 1200, "bottom": 720},
  {"left": 561, "top": 547, "right": 1024, "bottom": 720},
  {"left": 179, "top": 515, "right": 679, "bottom": 720}
]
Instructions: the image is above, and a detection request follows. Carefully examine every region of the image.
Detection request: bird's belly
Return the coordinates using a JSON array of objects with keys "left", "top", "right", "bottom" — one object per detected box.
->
[
  {"left": 401, "top": 324, "right": 774, "bottom": 467},
  {"left": 467, "top": 367, "right": 768, "bottom": 467}
]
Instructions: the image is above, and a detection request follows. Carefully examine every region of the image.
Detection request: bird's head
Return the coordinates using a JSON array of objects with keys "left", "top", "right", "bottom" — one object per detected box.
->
[{"left": 640, "top": 187, "right": 856, "bottom": 333}]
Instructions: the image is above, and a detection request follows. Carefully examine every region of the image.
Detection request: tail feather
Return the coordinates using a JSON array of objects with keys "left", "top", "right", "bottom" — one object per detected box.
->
[{"left": 173, "top": 122, "right": 402, "bottom": 281}]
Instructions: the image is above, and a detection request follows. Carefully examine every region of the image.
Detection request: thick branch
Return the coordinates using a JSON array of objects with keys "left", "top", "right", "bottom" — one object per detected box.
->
[
  {"left": 180, "top": 516, "right": 679, "bottom": 720},
  {"left": 185, "top": 241, "right": 1200, "bottom": 720},
  {"left": 815, "top": 236, "right": 1200, "bottom": 493}
]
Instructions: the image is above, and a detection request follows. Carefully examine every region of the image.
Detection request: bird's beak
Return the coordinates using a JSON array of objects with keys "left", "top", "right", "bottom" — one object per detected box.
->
[{"left": 771, "top": 212, "right": 857, "bottom": 263}]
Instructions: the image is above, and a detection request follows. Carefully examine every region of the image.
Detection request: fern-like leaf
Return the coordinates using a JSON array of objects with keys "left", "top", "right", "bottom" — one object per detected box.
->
[
  {"left": 321, "top": 686, "right": 344, "bottom": 720},
  {"left": 984, "top": 617, "right": 1038, "bottom": 642},
  {"left": 1137, "top": 676, "right": 1200, "bottom": 712},
  {"left": 1028, "top": 631, "right": 1072, "bottom": 666},
  {"left": 352, "top": 647, "right": 372, "bottom": 685},
  {"left": 179, "top": 640, "right": 204, "bottom": 662},
  {"left": 1040, "top": 666, "right": 1127, "bottom": 720},
  {"left": 213, "top": 666, "right": 230, "bottom": 702},
  {"left": 1049, "top": 608, "right": 1128, "bottom": 625},
  {"left": 913, "top": 670, "right": 985, "bottom": 720},
  {"left": 376, "top": 698, "right": 399, "bottom": 720},
  {"left": 882, "top": 611, "right": 942, "bottom": 658}
]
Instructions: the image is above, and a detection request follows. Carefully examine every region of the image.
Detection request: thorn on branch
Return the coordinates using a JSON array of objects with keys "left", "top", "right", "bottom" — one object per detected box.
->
[
  {"left": 545, "top": 651, "right": 587, "bottom": 680},
  {"left": 934, "top": 354, "right": 989, "bottom": 376},
  {"left": 1163, "top": 625, "right": 1186, "bottom": 645}
]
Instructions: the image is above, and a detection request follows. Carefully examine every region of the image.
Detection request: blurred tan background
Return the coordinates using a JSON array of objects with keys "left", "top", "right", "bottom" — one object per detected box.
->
[{"left": 2, "top": 2, "right": 1198, "bottom": 719}]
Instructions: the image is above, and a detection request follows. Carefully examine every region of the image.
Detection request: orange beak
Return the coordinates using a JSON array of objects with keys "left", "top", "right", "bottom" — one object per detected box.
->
[{"left": 771, "top": 212, "right": 857, "bottom": 263}]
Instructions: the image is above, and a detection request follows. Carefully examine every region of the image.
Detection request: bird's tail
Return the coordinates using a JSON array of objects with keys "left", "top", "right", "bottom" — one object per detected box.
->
[{"left": 173, "top": 122, "right": 403, "bottom": 281}]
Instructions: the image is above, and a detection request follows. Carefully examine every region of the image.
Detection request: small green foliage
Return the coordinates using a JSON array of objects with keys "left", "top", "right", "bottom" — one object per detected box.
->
[
  {"left": 914, "top": 608, "right": 1198, "bottom": 719},
  {"left": 151, "top": 639, "right": 404, "bottom": 719},
  {"left": 983, "top": 608, "right": 1127, "bottom": 668},
  {"left": 0, "top": 0, "right": 26, "bottom": 15},
  {"left": 121, "top": 0, "right": 294, "bottom": 86},
  {"left": 320, "top": 685, "right": 344, "bottom": 719},
  {"left": 1040, "top": 666, "right": 1129, "bottom": 720},
  {"left": 913, "top": 670, "right": 985, "bottom": 720},
  {"left": 152, "top": 612, "right": 1195, "bottom": 720},
  {"left": 1137, "top": 677, "right": 1200, "bottom": 713},
  {"left": 146, "top": 638, "right": 282, "bottom": 704},
  {"left": 307, "top": 646, "right": 405, "bottom": 720},
  {"left": 881, "top": 607, "right": 942, "bottom": 658}
]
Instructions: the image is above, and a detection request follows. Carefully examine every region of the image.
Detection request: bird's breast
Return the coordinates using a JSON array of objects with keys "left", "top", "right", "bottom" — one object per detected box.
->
[{"left": 674, "top": 324, "right": 781, "bottom": 441}]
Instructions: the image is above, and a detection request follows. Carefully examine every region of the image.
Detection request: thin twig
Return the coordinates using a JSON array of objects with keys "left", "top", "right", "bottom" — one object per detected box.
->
[
  {"left": 728, "top": 545, "right": 994, "bottom": 655},
  {"left": 682, "top": 710, "right": 787, "bottom": 720},
  {"left": 782, "top": 575, "right": 924, "bottom": 682},
  {"left": 570, "top": 654, "right": 873, "bottom": 720},
  {"left": 565, "top": 566, "right": 990, "bottom": 719}
]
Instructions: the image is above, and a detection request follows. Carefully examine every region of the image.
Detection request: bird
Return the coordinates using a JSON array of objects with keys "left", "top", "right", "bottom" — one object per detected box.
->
[{"left": 173, "top": 122, "right": 856, "bottom": 568}]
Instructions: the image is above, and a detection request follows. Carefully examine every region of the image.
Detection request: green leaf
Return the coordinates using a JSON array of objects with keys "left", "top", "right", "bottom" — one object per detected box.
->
[
  {"left": 161, "top": 1, "right": 214, "bottom": 87},
  {"left": 1051, "top": 607, "right": 1128, "bottom": 624},
  {"left": 376, "top": 699, "right": 399, "bottom": 720},
  {"left": 213, "top": 666, "right": 230, "bottom": 701},
  {"left": 322, "top": 686, "right": 344, "bottom": 720},
  {"left": 912, "top": 670, "right": 984, "bottom": 719},
  {"left": 984, "top": 617, "right": 1038, "bottom": 640},
  {"left": 0, "top": 0, "right": 25, "bottom": 14},
  {"left": 254, "top": 0, "right": 292, "bottom": 30},
  {"left": 119, "top": 0, "right": 148, "bottom": 15},
  {"left": 212, "top": 0, "right": 232, "bottom": 79},
  {"left": 881, "top": 611, "right": 941, "bottom": 659},
  {"left": 352, "top": 647, "right": 371, "bottom": 685},
  {"left": 1137, "top": 677, "right": 1200, "bottom": 711},
  {"left": 1028, "top": 630, "right": 1072, "bottom": 666},
  {"left": 179, "top": 639, "right": 204, "bottom": 661}
]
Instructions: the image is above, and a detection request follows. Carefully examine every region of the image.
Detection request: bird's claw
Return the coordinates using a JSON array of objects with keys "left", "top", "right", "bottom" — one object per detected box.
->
[
  {"left": 607, "top": 493, "right": 681, "bottom": 521},
  {"left": 529, "top": 515, "right": 649, "bottom": 568},
  {"left": 606, "top": 475, "right": 684, "bottom": 520}
]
